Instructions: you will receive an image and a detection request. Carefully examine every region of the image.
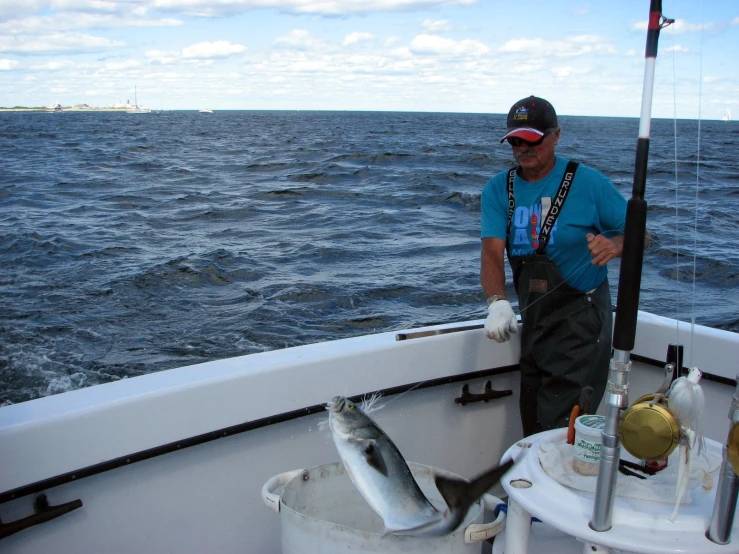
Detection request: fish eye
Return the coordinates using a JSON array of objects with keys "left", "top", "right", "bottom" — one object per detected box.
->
[{"left": 348, "top": 403, "right": 355, "bottom": 410}]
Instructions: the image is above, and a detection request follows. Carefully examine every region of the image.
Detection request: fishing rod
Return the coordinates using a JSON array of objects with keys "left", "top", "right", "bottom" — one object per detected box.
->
[{"left": 590, "top": 0, "right": 673, "bottom": 532}]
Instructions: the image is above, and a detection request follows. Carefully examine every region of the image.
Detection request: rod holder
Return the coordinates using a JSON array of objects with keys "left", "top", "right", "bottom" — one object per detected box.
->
[
  {"left": 590, "top": 350, "right": 631, "bottom": 532},
  {"left": 666, "top": 343, "right": 684, "bottom": 381},
  {"left": 707, "top": 375, "right": 739, "bottom": 544}
]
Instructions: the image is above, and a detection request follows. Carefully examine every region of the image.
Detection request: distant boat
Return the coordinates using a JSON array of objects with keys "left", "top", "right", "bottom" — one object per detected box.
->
[
  {"left": 199, "top": 109, "right": 213, "bottom": 114},
  {"left": 721, "top": 108, "right": 731, "bottom": 121},
  {"left": 127, "top": 86, "right": 151, "bottom": 114}
]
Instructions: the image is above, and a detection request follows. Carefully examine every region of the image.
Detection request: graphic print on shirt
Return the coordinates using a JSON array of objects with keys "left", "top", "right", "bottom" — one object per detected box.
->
[{"left": 510, "top": 203, "right": 556, "bottom": 257}]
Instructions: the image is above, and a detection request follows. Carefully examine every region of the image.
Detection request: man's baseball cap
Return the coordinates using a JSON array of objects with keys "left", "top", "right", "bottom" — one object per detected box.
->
[{"left": 500, "top": 96, "right": 558, "bottom": 143}]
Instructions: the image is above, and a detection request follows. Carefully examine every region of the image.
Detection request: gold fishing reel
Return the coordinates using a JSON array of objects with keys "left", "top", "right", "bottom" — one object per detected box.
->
[
  {"left": 727, "top": 422, "right": 739, "bottom": 476},
  {"left": 619, "top": 393, "right": 681, "bottom": 462}
]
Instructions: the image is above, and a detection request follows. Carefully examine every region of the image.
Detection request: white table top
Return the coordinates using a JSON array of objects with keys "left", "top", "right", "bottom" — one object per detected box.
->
[{"left": 501, "top": 429, "right": 739, "bottom": 554}]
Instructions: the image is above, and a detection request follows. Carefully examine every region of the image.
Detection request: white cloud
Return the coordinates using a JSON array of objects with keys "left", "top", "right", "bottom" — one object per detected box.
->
[
  {"left": 550, "top": 64, "right": 591, "bottom": 79},
  {"left": 0, "top": 0, "right": 147, "bottom": 17},
  {"left": 389, "top": 46, "right": 413, "bottom": 59},
  {"left": 181, "top": 41, "right": 246, "bottom": 59},
  {"left": 0, "top": 32, "right": 124, "bottom": 54},
  {"left": 51, "top": 0, "right": 122, "bottom": 12},
  {"left": 0, "top": 0, "right": 730, "bottom": 118},
  {"left": 145, "top": 49, "right": 180, "bottom": 64},
  {"left": 499, "top": 35, "right": 616, "bottom": 57},
  {"left": 28, "top": 59, "right": 78, "bottom": 70},
  {"left": 144, "top": 41, "right": 246, "bottom": 64},
  {"left": 147, "top": 0, "right": 478, "bottom": 17},
  {"left": 666, "top": 19, "right": 713, "bottom": 34},
  {"left": 509, "top": 62, "right": 543, "bottom": 74},
  {"left": 422, "top": 19, "right": 454, "bottom": 32},
  {"left": 410, "top": 34, "right": 490, "bottom": 57},
  {"left": 665, "top": 45, "right": 689, "bottom": 53},
  {"left": 551, "top": 66, "right": 575, "bottom": 78},
  {"left": 633, "top": 18, "right": 712, "bottom": 35},
  {"left": 0, "top": 14, "right": 183, "bottom": 34},
  {"left": 0, "top": 0, "right": 53, "bottom": 19},
  {"left": 274, "top": 30, "right": 329, "bottom": 52},
  {"left": 499, "top": 38, "right": 543, "bottom": 52},
  {"left": 343, "top": 32, "right": 374, "bottom": 46},
  {"left": 0, "top": 58, "right": 19, "bottom": 69},
  {"left": 105, "top": 59, "right": 142, "bottom": 70}
]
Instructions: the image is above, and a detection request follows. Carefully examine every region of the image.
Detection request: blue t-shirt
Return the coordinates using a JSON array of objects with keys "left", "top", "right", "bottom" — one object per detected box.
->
[{"left": 481, "top": 156, "right": 627, "bottom": 292}]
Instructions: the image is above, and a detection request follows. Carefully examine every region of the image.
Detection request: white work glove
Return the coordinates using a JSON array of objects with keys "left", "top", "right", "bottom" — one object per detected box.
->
[{"left": 484, "top": 300, "right": 518, "bottom": 343}]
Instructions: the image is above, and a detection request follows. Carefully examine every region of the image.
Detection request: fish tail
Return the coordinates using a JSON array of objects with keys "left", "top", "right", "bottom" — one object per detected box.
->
[{"left": 434, "top": 459, "right": 514, "bottom": 531}]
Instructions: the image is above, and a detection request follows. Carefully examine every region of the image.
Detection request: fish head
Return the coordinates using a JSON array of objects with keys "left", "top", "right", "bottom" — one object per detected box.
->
[
  {"left": 328, "top": 395, "right": 364, "bottom": 415},
  {"left": 328, "top": 396, "right": 348, "bottom": 412},
  {"left": 327, "top": 396, "right": 371, "bottom": 436}
]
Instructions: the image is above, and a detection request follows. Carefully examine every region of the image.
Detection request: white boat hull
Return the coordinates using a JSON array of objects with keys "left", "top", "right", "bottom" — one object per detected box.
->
[{"left": 1, "top": 312, "right": 737, "bottom": 552}]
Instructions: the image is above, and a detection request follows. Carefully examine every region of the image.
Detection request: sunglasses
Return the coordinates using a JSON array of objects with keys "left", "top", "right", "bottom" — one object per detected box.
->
[{"left": 507, "top": 132, "right": 549, "bottom": 148}]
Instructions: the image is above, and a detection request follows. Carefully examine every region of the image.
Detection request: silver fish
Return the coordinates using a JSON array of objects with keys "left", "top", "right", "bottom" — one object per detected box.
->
[{"left": 328, "top": 395, "right": 513, "bottom": 536}]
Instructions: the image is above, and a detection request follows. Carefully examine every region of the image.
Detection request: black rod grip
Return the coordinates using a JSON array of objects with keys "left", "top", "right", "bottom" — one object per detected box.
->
[
  {"left": 632, "top": 138, "right": 650, "bottom": 199},
  {"left": 613, "top": 198, "right": 648, "bottom": 351}
]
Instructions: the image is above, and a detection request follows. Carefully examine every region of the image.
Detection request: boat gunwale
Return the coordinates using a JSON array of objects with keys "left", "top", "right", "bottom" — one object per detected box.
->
[
  {"left": 0, "top": 320, "right": 521, "bottom": 497},
  {"left": 0, "top": 312, "right": 736, "bottom": 504},
  {"left": 1, "top": 351, "right": 734, "bottom": 506},
  {"left": 0, "top": 363, "right": 519, "bottom": 505}
]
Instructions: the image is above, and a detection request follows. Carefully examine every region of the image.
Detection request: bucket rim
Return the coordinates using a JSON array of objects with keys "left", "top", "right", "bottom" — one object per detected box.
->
[{"left": 277, "top": 460, "right": 486, "bottom": 539}]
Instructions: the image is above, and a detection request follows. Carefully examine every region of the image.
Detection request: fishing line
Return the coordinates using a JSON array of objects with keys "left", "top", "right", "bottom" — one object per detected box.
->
[
  {"left": 669, "top": 0, "right": 681, "bottom": 340},
  {"left": 689, "top": 1, "right": 706, "bottom": 367},
  {"left": 362, "top": 381, "right": 426, "bottom": 413},
  {"left": 317, "top": 383, "right": 425, "bottom": 432}
]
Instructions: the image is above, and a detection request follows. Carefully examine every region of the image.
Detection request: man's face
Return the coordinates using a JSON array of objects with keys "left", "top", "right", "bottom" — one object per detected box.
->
[{"left": 511, "top": 130, "right": 560, "bottom": 175}]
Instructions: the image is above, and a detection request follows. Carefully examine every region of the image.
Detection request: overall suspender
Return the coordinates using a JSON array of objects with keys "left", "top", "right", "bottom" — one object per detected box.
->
[{"left": 506, "top": 160, "right": 580, "bottom": 255}]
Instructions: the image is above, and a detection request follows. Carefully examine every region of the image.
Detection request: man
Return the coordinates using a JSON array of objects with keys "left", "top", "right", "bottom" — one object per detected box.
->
[{"left": 480, "top": 96, "right": 627, "bottom": 437}]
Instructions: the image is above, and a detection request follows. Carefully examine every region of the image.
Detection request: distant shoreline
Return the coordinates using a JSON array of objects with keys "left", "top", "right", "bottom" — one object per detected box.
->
[{"left": 0, "top": 107, "right": 138, "bottom": 112}]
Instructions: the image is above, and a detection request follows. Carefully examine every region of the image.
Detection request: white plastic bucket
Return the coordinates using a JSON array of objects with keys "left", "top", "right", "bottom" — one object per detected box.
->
[
  {"left": 573, "top": 415, "right": 605, "bottom": 475},
  {"left": 262, "top": 461, "right": 507, "bottom": 554}
]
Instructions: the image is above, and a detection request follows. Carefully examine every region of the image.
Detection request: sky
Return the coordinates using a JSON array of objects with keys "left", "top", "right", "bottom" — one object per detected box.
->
[{"left": 0, "top": 0, "right": 737, "bottom": 118}]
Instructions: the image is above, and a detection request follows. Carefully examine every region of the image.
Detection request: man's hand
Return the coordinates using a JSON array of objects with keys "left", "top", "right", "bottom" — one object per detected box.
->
[
  {"left": 587, "top": 233, "right": 623, "bottom": 266},
  {"left": 484, "top": 300, "right": 518, "bottom": 343}
]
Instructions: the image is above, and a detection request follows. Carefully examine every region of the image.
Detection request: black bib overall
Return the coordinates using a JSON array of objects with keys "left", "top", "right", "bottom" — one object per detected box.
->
[{"left": 505, "top": 164, "right": 612, "bottom": 437}]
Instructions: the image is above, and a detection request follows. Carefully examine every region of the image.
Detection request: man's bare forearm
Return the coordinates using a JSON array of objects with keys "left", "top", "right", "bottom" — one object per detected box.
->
[{"left": 480, "top": 238, "right": 507, "bottom": 299}]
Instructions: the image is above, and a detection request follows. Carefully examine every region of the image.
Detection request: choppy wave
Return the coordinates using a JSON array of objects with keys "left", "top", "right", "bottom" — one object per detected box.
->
[{"left": 0, "top": 110, "right": 737, "bottom": 405}]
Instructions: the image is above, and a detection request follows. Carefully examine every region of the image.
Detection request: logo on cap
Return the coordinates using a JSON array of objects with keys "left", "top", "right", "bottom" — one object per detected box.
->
[{"left": 513, "top": 106, "right": 529, "bottom": 121}]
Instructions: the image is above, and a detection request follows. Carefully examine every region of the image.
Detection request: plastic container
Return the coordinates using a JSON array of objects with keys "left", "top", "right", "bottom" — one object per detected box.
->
[
  {"left": 573, "top": 415, "right": 605, "bottom": 476},
  {"left": 262, "top": 461, "right": 507, "bottom": 553}
]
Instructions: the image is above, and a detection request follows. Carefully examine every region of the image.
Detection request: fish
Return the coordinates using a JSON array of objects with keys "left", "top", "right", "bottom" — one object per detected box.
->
[{"left": 327, "top": 395, "right": 513, "bottom": 536}]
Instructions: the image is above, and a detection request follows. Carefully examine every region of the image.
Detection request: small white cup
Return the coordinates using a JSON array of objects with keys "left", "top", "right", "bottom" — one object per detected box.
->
[{"left": 573, "top": 414, "right": 605, "bottom": 476}]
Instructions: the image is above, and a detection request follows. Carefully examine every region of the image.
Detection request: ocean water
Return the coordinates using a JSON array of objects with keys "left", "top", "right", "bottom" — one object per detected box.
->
[{"left": 1, "top": 111, "right": 737, "bottom": 406}]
